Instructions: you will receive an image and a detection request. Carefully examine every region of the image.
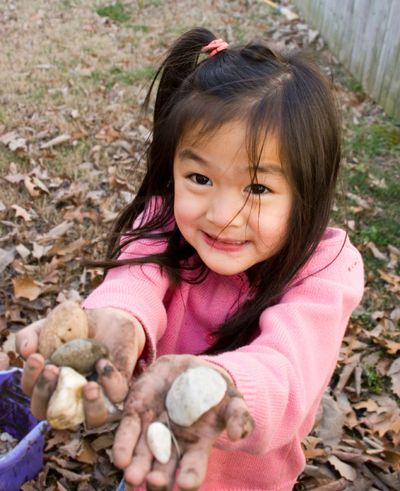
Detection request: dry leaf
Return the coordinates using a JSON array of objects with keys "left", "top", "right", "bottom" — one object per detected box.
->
[
  {"left": 32, "top": 242, "right": 52, "bottom": 259},
  {"left": 314, "top": 393, "right": 345, "bottom": 447},
  {"left": 40, "top": 134, "right": 71, "bottom": 149},
  {"left": 387, "top": 358, "right": 400, "bottom": 398},
  {"left": 0, "top": 131, "right": 27, "bottom": 151},
  {"left": 378, "top": 269, "right": 400, "bottom": 292},
  {"left": 76, "top": 439, "right": 97, "bottom": 464},
  {"left": 13, "top": 275, "right": 43, "bottom": 300},
  {"left": 95, "top": 125, "right": 121, "bottom": 142},
  {"left": 45, "top": 430, "right": 73, "bottom": 451},
  {"left": 327, "top": 455, "right": 357, "bottom": 481},
  {"left": 11, "top": 204, "right": 32, "bottom": 222},
  {"left": 0, "top": 247, "right": 15, "bottom": 273},
  {"left": 16, "top": 243, "right": 31, "bottom": 259},
  {"left": 37, "top": 221, "right": 73, "bottom": 244}
]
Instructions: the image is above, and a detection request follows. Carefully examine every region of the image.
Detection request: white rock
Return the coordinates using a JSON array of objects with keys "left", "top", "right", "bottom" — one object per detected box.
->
[
  {"left": 166, "top": 366, "right": 227, "bottom": 427},
  {"left": 47, "top": 366, "right": 87, "bottom": 429},
  {"left": 147, "top": 422, "right": 172, "bottom": 464}
]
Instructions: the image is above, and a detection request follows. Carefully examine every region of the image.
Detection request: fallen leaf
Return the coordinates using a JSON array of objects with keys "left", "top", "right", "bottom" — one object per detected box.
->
[
  {"left": 387, "top": 358, "right": 400, "bottom": 398},
  {"left": 0, "top": 247, "right": 16, "bottom": 273},
  {"left": 314, "top": 393, "right": 345, "bottom": 447},
  {"left": 378, "top": 269, "right": 400, "bottom": 292},
  {"left": 37, "top": 221, "right": 73, "bottom": 244},
  {"left": 48, "top": 238, "right": 88, "bottom": 257},
  {"left": 39, "top": 134, "right": 71, "bottom": 149},
  {"left": 11, "top": 204, "right": 32, "bottom": 222},
  {"left": 76, "top": 439, "right": 97, "bottom": 464},
  {"left": 15, "top": 243, "right": 31, "bottom": 259},
  {"left": 24, "top": 175, "right": 50, "bottom": 197},
  {"left": 95, "top": 125, "right": 121, "bottom": 142},
  {"left": 327, "top": 455, "right": 357, "bottom": 481},
  {"left": 12, "top": 275, "right": 43, "bottom": 300},
  {"left": 0, "top": 131, "right": 27, "bottom": 151},
  {"left": 32, "top": 242, "right": 52, "bottom": 259}
]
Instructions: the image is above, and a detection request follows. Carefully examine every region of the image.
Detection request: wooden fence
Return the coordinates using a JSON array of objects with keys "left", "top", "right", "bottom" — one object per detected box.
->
[{"left": 291, "top": 0, "right": 400, "bottom": 119}]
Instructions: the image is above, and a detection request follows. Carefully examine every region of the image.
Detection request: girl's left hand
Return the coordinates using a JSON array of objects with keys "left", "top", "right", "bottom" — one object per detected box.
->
[{"left": 113, "top": 354, "right": 254, "bottom": 491}]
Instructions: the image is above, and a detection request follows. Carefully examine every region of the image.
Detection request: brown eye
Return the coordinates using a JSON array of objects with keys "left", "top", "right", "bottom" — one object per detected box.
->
[
  {"left": 245, "top": 183, "right": 269, "bottom": 195},
  {"left": 189, "top": 173, "right": 211, "bottom": 186}
]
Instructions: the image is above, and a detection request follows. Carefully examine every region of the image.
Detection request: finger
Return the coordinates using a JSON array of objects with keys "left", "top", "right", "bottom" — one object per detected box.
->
[
  {"left": 21, "top": 353, "right": 46, "bottom": 396},
  {"left": 30, "top": 364, "right": 59, "bottom": 420},
  {"left": 96, "top": 358, "right": 129, "bottom": 403},
  {"left": 224, "top": 397, "right": 255, "bottom": 441},
  {"left": 124, "top": 424, "right": 154, "bottom": 487},
  {"left": 16, "top": 319, "right": 45, "bottom": 358},
  {"left": 146, "top": 443, "right": 180, "bottom": 491},
  {"left": 176, "top": 444, "right": 211, "bottom": 491},
  {"left": 86, "top": 308, "right": 139, "bottom": 380},
  {"left": 83, "top": 382, "right": 109, "bottom": 427},
  {"left": 113, "top": 413, "right": 142, "bottom": 469}
]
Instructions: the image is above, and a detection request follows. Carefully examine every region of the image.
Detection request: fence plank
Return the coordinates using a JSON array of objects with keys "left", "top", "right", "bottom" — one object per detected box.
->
[{"left": 292, "top": 0, "right": 400, "bottom": 119}]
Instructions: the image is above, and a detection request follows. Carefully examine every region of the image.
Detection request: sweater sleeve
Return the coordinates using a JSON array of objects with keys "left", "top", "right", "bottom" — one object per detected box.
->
[
  {"left": 82, "top": 234, "right": 170, "bottom": 363},
  {"left": 201, "top": 238, "right": 364, "bottom": 455}
]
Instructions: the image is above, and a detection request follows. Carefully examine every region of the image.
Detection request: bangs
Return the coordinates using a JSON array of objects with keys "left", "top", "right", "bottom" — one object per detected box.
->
[{"left": 169, "top": 91, "right": 286, "bottom": 176}]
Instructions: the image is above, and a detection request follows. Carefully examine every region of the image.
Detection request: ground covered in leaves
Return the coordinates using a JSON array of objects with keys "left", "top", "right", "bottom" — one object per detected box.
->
[{"left": 0, "top": 1, "right": 399, "bottom": 490}]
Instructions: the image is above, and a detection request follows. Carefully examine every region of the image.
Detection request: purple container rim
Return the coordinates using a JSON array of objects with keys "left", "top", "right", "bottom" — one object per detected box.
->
[{"left": 0, "top": 367, "right": 48, "bottom": 468}]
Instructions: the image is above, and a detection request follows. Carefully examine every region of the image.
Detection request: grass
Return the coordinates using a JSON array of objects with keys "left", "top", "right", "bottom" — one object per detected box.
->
[
  {"left": 344, "top": 121, "right": 400, "bottom": 158},
  {"left": 339, "top": 112, "right": 400, "bottom": 251},
  {"left": 95, "top": 2, "right": 131, "bottom": 23},
  {"left": 89, "top": 65, "right": 156, "bottom": 89},
  {"left": 365, "top": 367, "right": 385, "bottom": 394}
]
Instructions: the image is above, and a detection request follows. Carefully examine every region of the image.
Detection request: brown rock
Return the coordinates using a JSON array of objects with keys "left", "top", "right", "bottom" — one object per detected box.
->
[{"left": 38, "top": 301, "right": 88, "bottom": 358}]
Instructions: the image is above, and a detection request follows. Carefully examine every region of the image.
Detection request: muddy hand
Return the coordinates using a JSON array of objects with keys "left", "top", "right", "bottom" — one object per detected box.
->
[
  {"left": 16, "top": 307, "right": 144, "bottom": 427},
  {"left": 113, "top": 354, "right": 254, "bottom": 491}
]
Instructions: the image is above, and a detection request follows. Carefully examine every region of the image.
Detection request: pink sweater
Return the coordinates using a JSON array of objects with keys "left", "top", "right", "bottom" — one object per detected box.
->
[{"left": 83, "top": 226, "right": 364, "bottom": 490}]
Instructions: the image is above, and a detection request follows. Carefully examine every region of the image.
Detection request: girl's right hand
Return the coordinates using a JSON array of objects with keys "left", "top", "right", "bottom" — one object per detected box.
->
[{"left": 15, "top": 307, "right": 145, "bottom": 428}]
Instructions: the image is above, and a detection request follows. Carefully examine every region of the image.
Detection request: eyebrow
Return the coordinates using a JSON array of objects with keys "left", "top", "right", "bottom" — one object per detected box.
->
[{"left": 178, "top": 148, "right": 284, "bottom": 176}]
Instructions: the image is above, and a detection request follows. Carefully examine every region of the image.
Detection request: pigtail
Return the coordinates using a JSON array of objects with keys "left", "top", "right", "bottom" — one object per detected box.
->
[
  {"left": 144, "top": 28, "right": 216, "bottom": 121},
  {"left": 97, "top": 29, "right": 218, "bottom": 267}
]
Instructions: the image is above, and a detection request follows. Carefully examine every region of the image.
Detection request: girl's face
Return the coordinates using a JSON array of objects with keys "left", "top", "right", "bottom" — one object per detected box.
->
[{"left": 173, "top": 120, "right": 293, "bottom": 276}]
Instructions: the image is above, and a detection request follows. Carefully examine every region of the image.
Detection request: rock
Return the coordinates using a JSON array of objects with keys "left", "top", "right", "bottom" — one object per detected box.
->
[
  {"left": 166, "top": 366, "right": 227, "bottom": 427},
  {"left": 47, "top": 366, "right": 87, "bottom": 429},
  {"left": 147, "top": 422, "right": 172, "bottom": 464},
  {"left": 38, "top": 301, "right": 88, "bottom": 359},
  {"left": 50, "top": 338, "right": 109, "bottom": 375}
]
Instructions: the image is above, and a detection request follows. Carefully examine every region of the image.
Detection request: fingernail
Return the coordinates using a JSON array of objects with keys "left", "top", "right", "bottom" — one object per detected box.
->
[
  {"left": 101, "top": 364, "right": 114, "bottom": 377},
  {"left": 147, "top": 486, "right": 168, "bottom": 491}
]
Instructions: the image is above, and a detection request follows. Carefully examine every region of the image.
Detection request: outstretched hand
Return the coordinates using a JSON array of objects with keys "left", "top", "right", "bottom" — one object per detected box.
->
[
  {"left": 113, "top": 354, "right": 254, "bottom": 491},
  {"left": 16, "top": 307, "right": 145, "bottom": 427}
]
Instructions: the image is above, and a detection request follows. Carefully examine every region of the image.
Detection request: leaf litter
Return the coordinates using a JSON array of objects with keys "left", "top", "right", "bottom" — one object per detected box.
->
[{"left": 0, "top": 0, "right": 399, "bottom": 489}]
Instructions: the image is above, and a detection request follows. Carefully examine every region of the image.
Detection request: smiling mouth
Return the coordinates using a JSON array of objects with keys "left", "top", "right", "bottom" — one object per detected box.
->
[{"left": 204, "top": 232, "right": 248, "bottom": 246}]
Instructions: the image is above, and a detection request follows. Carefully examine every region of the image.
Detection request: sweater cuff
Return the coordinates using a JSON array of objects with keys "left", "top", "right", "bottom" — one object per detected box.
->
[{"left": 200, "top": 354, "right": 267, "bottom": 452}]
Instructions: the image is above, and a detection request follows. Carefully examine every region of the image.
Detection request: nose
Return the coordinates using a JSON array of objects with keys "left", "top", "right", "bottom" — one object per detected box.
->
[{"left": 205, "top": 192, "right": 244, "bottom": 229}]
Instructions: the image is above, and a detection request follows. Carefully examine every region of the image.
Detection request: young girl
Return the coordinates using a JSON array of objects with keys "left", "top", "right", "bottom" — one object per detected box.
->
[{"left": 18, "top": 28, "right": 364, "bottom": 490}]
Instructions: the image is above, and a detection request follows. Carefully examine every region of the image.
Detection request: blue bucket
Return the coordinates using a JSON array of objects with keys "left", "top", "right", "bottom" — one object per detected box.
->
[{"left": 0, "top": 368, "right": 48, "bottom": 491}]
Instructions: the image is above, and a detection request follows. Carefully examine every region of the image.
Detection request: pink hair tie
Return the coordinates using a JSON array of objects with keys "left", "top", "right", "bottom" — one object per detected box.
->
[{"left": 202, "top": 38, "right": 229, "bottom": 57}]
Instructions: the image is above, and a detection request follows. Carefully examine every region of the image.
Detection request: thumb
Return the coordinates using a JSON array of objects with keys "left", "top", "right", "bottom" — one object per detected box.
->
[
  {"left": 224, "top": 396, "right": 255, "bottom": 441},
  {"left": 16, "top": 319, "right": 45, "bottom": 358}
]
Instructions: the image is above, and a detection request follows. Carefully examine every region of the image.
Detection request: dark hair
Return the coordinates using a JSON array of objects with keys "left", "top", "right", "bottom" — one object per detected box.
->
[{"left": 97, "top": 27, "right": 341, "bottom": 354}]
